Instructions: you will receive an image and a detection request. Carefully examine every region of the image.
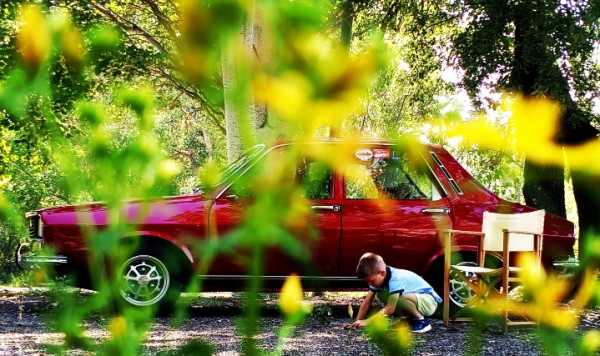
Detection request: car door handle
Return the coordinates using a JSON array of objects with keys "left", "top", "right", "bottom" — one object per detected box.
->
[
  {"left": 311, "top": 205, "right": 341, "bottom": 212},
  {"left": 421, "top": 208, "right": 450, "bottom": 214}
]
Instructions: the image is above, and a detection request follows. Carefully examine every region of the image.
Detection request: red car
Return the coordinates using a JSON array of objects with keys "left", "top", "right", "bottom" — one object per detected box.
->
[{"left": 17, "top": 139, "right": 575, "bottom": 311}]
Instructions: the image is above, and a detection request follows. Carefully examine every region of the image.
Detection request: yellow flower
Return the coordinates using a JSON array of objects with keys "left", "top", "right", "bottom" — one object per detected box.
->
[
  {"left": 571, "top": 267, "right": 598, "bottom": 311},
  {"left": 199, "top": 160, "right": 222, "bottom": 188},
  {"left": 394, "top": 320, "right": 412, "bottom": 350},
  {"left": 109, "top": 316, "right": 127, "bottom": 339},
  {"left": 511, "top": 97, "right": 562, "bottom": 165},
  {"left": 254, "top": 71, "right": 311, "bottom": 122},
  {"left": 445, "top": 116, "right": 506, "bottom": 150},
  {"left": 581, "top": 330, "right": 600, "bottom": 355},
  {"left": 440, "top": 95, "right": 600, "bottom": 175},
  {"left": 62, "top": 26, "right": 85, "bottom": 67},
  {"left": 367, "top": 312, "right": 388, "bottom": 332},
  {"left": 17, "top": 5, "right": 51, "bottom": 73},
  {"left": 32, "top": 269, "right": 47, "bottom": 284},
  {"left": 279, "top": 274, "right": 303, "bottom": 315},
  {"left": 484, "top": 254, "right": 598, "bottom": 331},
  {"left": 158, "top": 159, "right": 181, "bottom": 182},
  {"left": 0, "top": 192, "right": 7, "bottom": 209}
]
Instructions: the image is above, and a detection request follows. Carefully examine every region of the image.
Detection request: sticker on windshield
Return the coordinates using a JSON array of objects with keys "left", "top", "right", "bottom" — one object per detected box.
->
[
  {"left": 373, "top": 148, "right": 390, "bottom": 159},
  {"left": 355, "top": 148, "right": 373, "bottom": 161}
]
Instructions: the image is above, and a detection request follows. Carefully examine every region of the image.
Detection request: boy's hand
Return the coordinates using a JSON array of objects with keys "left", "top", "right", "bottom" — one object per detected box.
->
[{"left": 343, "top": 320, "right": 367, "bottom": 329}]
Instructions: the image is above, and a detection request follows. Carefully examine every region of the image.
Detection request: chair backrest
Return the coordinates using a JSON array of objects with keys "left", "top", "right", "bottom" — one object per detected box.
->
[{"left": 481, "top": 210, "right": 545, "bottom": 252}]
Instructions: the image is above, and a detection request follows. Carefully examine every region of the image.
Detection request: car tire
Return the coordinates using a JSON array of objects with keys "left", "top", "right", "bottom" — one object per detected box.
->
[
  {"left": 427, "top": 252, "right": 501, "bottom": 317},
  {"left": 118, "top": 247, "right": 183, "bottom": 310}
]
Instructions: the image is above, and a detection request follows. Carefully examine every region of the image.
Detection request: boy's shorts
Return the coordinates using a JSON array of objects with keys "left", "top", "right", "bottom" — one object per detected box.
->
[{"left": 415, "top": 293, "right": 437, "bottom": 316}]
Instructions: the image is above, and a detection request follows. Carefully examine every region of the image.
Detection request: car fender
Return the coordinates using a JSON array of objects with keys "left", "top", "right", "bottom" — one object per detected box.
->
[
  {"left": 423, "top": 245, "right": 479, "bottom": 276},
  {"left": 423, "top": 245, "right": 506, "bottom": 277},
  {"left": 121, "top": 231, "right": 195, "bottom": 267}
]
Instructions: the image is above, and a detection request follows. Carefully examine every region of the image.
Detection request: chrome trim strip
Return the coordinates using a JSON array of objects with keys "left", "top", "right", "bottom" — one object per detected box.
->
[
  {"left": 552, "top": 257, "right": 579, "bottom": 268},
  {"left": 429, "top": 151, "right": 463, "bottom": 195},
  {"left": 421, "top": 151, "right": 449, "bottom": 197},
  {"left": 25, "top": 211, "right": 39, "bottom": 218},
  {"left": 21, "top": 255, "right": 68, "bottom": 264},
  {"left": 421, "top": 208, "right": 450, "bottom": 214},
  {"left": 311, "top": 205, "right": 340, "bottom": 212},
  {"left": 197, "top": 275, "right": 357, "bottom": 281}
]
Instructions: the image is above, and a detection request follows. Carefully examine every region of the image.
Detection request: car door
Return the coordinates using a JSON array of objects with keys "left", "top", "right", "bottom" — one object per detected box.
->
[
  {"left": 339, "top": 145, "right": 453, "bottom": 276},
  {"left": 209, "top": 145, "right": 342, "bottom": 277},
  {"left": 284, "top": 155, "right": 341, "bottom": 277}
]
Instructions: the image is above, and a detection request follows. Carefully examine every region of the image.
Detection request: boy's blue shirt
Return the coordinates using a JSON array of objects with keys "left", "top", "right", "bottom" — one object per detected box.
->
[{"left": 369, "top": 266, "right": 442, "bottom": 303}]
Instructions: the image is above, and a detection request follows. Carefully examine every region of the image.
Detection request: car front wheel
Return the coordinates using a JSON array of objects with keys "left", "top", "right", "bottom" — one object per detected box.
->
[{"left": 119, "top": 251, "right": 181, "bottom": 308}]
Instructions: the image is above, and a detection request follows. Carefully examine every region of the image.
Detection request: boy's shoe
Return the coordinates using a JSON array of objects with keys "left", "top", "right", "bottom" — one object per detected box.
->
[{"left": 410, "top": 317, "right": 432, "bottom": 333}]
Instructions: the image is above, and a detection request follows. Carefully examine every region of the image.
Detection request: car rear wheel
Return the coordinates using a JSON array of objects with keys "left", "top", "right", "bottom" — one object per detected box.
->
[
  {"left": 447, "top": 260, "right": 478, "bottom": 309},
  {"left": 119, "top": 249, "right": 182, "bottom": 308},
  {"left": 428, "top": 252, "right": 501, "bottom": 317}
]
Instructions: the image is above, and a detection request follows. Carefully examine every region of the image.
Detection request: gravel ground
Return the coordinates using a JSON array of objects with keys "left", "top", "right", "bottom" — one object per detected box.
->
[{"left": 0, "top": 287, "right": 598, "bottom": 355}]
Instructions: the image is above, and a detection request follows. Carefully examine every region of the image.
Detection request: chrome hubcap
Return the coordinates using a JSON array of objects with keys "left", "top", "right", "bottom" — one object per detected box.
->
[
  {"left": 120, "top": 255, "right": 170, "bottom": 307},
  {"left": 448, "top": 261, "right": 477, "bottom": 308}
]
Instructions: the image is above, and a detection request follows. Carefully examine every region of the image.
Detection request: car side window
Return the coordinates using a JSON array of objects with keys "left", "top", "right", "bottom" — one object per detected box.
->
[
  {"left": 228, "top": 152, "right": 332, "bottom": 200},
  {"left": 296, "top": 159, "right": 332, "bottom": 199},
  {"left": 345, "top": 150, "right": 437, "bottom": 200}
]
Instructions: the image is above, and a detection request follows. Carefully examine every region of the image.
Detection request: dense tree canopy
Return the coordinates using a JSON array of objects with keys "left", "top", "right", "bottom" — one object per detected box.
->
[
  {"left": 2, "top": 0, "right": 599, "bottom": 277},
  {"left": 1, "top": 1, "right": 599, "bottom": 354},
  {"left": 449, "top": 0, "right": 600, "bottom": 260}
]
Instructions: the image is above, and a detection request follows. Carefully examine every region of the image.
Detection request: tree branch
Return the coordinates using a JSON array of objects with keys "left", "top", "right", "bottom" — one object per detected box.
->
[
  {"left": 153, "top": 67, "right": 226, "bottom": 134},
  {"left": 90, "top": 1, "right": 170, "bottom": 55},
  {"left": 139, "top": 0, "right": 178, "bottom": 40}
]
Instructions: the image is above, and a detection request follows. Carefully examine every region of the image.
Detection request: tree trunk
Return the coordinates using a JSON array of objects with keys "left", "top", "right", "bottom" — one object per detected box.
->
[
  {"left": 570, "top": 171, "right": 600, "bottom": 265},
  {"left": 340, "top": 0, "right": 354, "bottom": 50},
  {"left": 512, "top": 8, "right": 566, "bottom": 218},
  {"left": 329, "top": 0, "right": 354, "bottom": 139},
  {"left": 221, "top": 41, "right": 248, "bottom": 163},
  {"left": 221, "top": 1, "right": 270, "bottom": 163},
  {"left": 522, "top": 160, "right": 566, "bottom": 218},
  {"left": 245, "top": 2, "right": 271, "bottom": 144},
  {"left": 559, "top": 109, "right": 600, "bottom": 265}
]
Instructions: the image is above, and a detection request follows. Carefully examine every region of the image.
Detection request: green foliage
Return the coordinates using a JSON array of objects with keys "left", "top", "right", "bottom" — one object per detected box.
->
[
  {"left": 312, "top": 303, "right": 333, "bottom": 326},
  {"left": 156, "top": 340, "right": 217, "bottom": 356},
  {"left": 340, "top": 0, "right": 456, "bottom": 136},
  {"left": 453, "top": 0, "right": 600, "bottom": 110},
  {"left": 363, "top": 314, "right": 411, "bottom": 356},
  {"left": 0, "top": 1, "right": 598, "bottom": 355},
  {"left": 0, "top": 1, "right": 377, "bottom": 354}
]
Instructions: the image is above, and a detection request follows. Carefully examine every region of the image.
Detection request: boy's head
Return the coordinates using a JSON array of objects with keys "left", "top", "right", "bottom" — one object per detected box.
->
[{"left": 356, "top": 253, "right": 386, "bottom": 288}]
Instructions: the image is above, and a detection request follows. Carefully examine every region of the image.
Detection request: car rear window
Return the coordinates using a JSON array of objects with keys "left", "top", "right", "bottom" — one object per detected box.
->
[{"left": 345, "top": 149, "right": 436, "bottom": 200}]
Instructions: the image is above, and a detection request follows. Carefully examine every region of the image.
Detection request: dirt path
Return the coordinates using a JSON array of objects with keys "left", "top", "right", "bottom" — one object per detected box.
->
[{"left": 0, "top": 288, "right": 598, "bottom": 355}]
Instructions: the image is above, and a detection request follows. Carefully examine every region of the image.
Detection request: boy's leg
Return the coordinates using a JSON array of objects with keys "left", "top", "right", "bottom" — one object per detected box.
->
[
  {"left": 398, "top": 293, "right": 433, "bottom": 333},
  {"left": 395, "top": 293, "right": 423, "bottom": 319}
]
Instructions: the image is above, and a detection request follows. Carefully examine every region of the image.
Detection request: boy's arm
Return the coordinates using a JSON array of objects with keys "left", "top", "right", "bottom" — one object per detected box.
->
[
  {"left": 380, "top": 293, "right": 399, "bottom": 316},
  {"left": 343, "top": 291, "right": 375, "bottom": 329},
  {"left": 355, "top": 290, "right": 376, "bottom": 320}
]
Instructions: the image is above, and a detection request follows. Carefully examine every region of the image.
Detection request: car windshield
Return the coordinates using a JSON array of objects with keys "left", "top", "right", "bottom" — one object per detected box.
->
[{"left": 214, "top": 144, "right": 266, "bottom": 187}]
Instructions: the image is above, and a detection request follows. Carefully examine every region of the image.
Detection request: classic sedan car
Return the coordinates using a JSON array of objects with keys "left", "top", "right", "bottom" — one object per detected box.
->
[{"left": 17, "top": 139, "right": 575, "bottom": 311}]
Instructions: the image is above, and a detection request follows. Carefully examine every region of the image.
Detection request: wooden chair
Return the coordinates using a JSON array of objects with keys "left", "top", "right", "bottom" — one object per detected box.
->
[{"left": 442, "top": 210, "right": 545, "bottom": 332}]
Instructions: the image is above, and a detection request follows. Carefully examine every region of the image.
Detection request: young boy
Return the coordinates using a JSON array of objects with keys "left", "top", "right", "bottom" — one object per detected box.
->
[{"left": 343, "top": 252, "right": 442, "bottom": 333}]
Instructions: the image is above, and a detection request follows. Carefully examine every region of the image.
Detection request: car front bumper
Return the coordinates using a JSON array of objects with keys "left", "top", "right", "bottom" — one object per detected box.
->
[{"left": 16, "top": 239, "right": 68, "bottom": 270}]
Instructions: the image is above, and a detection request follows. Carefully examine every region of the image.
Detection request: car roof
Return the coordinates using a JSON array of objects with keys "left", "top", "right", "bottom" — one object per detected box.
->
[{"left": 270, "top": 137, "right": 442, "bottom": 150}]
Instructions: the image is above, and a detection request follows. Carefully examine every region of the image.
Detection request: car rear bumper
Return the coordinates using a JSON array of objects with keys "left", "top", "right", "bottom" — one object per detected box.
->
[
  {"left": 552, "top": 256, "right": 580, "bottom": 277},
  {"left": 16, "top": 239, "right": 68, "bottom": 270}
]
